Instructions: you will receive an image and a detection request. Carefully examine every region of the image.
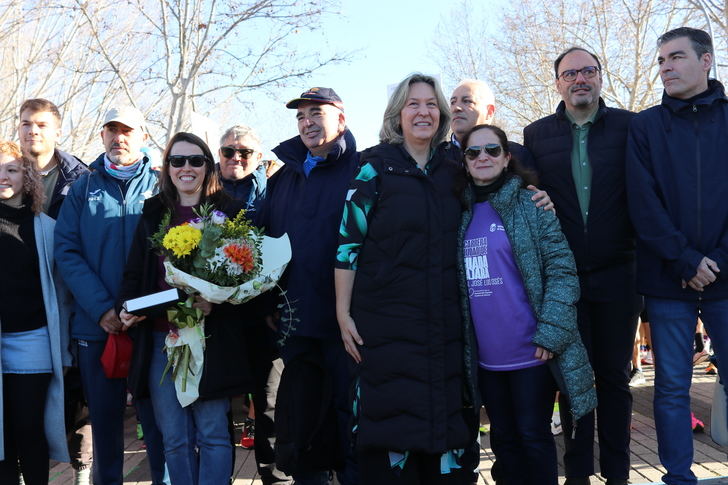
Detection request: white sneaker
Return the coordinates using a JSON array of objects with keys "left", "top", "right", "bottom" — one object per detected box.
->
[
  {"left": 551, "top": 409, "right": 562, "bottom": 435},
  {"left": 74, "top": 467, "right": 91, "bottom": 485}
]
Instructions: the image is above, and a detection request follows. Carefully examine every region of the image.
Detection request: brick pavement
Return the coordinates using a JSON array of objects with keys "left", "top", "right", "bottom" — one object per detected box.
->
[{"left": 48, "top": 365, "right": 727, "bottom": 484}]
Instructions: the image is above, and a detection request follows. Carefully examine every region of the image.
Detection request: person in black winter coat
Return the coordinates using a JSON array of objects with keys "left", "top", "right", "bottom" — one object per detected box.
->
[
  {"left": 119, "top": 132, "right": 251, "bottom": 485},
  {"left": 335, "top": 73, "right": 471, "bottom": 485}
]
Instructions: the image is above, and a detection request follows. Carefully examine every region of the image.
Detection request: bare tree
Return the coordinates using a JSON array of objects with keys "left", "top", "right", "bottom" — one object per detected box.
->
[
  {"left": 685, "top": 0, "right": 728, "bottom": 79},
  {"left": 1, "top": 0, "right": 345, "bottom": 159},
  {"left": 431, "top": 0, "right": 694, "bottom": 139},
  {"left": 73, "top": 0, "right": 347, "bottom": 147}
]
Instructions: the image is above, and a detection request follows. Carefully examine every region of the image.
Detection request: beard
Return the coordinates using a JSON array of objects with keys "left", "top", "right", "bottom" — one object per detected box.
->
[{"left": 107, "top": 152, "right": 138, "bottom": 166}]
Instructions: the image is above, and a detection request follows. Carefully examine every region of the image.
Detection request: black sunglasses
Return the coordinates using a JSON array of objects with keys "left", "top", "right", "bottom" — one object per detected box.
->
[
  {"left": 167, "top": 155, "right": 208, "bottom": 168},
  {"left": 464, "top": 144, "right": 503, "bottom": 160},
  {"left": 220, "top": 146, "right": 255, "bottom": 159}
]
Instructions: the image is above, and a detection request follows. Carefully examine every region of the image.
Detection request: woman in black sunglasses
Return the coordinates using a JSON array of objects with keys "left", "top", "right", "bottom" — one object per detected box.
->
[
  {"left": 117, "top": 132, "right": 253, "bottom": 485},
  {"left": 457, "top": 124, "right": 595, "bottom": 485}
]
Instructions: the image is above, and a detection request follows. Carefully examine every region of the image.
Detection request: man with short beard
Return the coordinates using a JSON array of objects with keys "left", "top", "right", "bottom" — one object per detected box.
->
[
  {"left": 55, "top": 106, "right": 168, "bottom": 485},
  {"left": 523, "top": 48, "right": 639, "bottom": 485}
]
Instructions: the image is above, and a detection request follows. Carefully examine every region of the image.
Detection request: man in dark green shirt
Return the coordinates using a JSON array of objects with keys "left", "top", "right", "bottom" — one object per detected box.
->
[{"left": 523, "top": 47, "right": 638, "bottom": 485}]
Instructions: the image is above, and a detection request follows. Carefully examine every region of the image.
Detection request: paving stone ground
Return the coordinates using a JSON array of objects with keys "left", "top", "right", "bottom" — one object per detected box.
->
[{"left": 48, "top": 365, "right": 727, "bottom": 484}]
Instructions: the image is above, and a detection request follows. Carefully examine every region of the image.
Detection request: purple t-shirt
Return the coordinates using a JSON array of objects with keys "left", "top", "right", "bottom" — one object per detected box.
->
[{"left": 464, "top": 201, "right": 543, "bottom": 371}]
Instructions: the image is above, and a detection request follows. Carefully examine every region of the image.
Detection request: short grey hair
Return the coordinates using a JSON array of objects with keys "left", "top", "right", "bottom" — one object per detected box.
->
[
  {"left": 219, "top": 125, "right": 262, "bottom": 149},
  {"left": 379, "top": 73, "right": 451, "bottom": 147}
]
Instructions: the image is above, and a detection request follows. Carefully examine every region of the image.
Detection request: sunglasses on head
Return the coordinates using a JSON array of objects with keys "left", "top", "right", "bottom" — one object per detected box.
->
[
  {"left": 220, "top": 146, "right": 255, "bottom": 159},
  {"left": 464, "top": 143, "right": 503, "bottom": 160},
  {"left": 167, "top": 155, "right": 207, "bottom": 168}
]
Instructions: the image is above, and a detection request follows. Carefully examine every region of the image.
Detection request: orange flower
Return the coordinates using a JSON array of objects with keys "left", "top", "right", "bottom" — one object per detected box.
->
[{"left": 224, "top": 243, "right": 255, "bottom": 273}]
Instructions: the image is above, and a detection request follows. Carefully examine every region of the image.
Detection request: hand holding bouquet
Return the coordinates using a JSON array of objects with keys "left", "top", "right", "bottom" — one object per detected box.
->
[{"left": 152, "top": 203, "right": 290, "bottom": 406}]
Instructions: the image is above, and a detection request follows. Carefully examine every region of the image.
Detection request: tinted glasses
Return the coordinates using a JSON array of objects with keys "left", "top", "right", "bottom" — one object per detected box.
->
[
  {"left": 220, "top": 146, "right": 255, "bottom": 159},
  {"left": 464, "top": 144, "right": 503, "bottom": 160},
  {"left": 167, "top": 155, "right": 207, "bottom": 168}
]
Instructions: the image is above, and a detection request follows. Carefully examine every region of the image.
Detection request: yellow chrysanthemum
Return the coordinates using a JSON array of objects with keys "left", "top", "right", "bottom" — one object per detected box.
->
[{"left": 162, "top": 224, "right": 202, "bottom": 257}]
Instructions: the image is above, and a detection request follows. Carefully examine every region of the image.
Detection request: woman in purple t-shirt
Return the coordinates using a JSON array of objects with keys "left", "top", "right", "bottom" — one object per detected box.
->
[{"left": 457, "top": 124, "right": 596, "bottom": 485}]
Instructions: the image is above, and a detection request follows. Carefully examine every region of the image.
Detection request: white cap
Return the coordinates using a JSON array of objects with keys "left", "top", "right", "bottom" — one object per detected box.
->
[{"left": 103, "top": 106, "right": 147, "bottom": 132}]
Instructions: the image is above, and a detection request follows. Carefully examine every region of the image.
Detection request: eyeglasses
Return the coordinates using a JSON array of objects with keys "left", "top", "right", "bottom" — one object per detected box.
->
[
  {"left": 557, "top": 66, "right": 600, "bottom": 82},
  {"left": 220, "top": 146, "right": 255, "bottom": 159},
  {"left": 464, "top": 144, "right": 503, "bottom": 160},
  {"left": 167, "top": 155, "right": 207, "bottom": 168}
]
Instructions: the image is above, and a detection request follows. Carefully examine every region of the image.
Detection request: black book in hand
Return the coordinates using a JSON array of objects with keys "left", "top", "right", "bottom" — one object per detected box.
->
[{"left": 123, "top": 288, "right": 183, "bottom": 318}]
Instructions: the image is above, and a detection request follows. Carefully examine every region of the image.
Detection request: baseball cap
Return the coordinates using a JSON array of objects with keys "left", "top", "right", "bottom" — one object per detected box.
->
[
  {"left": 285, "top": 87, "right": 344, "bottom": 110},
  {"left": 102, "top": 106, "right": 147, "bottom": 132}
]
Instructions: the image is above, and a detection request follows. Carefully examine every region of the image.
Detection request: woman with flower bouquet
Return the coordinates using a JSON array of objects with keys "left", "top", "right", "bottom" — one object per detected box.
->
[{"left": 117, "top": 132, "right": 261, "bottom": 485}]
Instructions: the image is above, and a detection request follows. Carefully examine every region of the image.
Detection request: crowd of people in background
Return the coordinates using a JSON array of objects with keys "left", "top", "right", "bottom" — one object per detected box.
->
[{"left": 0, "top": 25, "right": 727, "bottom": 485}]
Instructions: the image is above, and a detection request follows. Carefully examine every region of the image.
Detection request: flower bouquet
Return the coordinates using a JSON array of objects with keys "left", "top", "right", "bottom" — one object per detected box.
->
[{"left": 151, "top": 203, "right": 290, "bottom": 407}]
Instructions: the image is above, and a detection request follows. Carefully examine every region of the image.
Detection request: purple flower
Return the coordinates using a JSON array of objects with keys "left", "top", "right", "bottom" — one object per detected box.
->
[
  {"left": 211, "top": 210, "right": 228, "bottom": 224},
  {"left": 187, "top": 217, "right": 203, "bottom": 230}
]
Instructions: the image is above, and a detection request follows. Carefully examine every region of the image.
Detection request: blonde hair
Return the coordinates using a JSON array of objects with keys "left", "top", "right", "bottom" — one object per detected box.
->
[
  {"left": 0, "top": 140, "right": 44, "bottom": 214},
  {"left": 379, "top": 73, "right": 451, "bottom": 147}
]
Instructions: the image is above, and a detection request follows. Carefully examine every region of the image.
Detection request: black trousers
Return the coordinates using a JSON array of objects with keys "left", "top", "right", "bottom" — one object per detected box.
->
[
  {"left": 63, "top": 367, "right": 93, "bottom": 471},
  {"left": 481, "top": 364, "right": 557, "bottom": 485},
  {"left": 358, "top": 449, "right": 469, "bottom": 485},
  {"left": 0, "top": 373, "right": 52, "bottom": 485},
  {"left": 560, "top": 298, "right": 640, "bottom": 480}
]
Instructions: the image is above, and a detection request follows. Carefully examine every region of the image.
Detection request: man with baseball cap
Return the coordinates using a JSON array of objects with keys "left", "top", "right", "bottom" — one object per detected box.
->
[
  {"left": 55, "top": 106, "right": 168, "bottom": 485},
  {"left": 257, "top": 87, "right": 359, "bottom": 484}
]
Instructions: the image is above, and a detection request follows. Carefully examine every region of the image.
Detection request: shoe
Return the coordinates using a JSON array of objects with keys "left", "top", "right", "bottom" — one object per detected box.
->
[
  {"left": 691, "top": 412, "right": 704, "bottom": 433},
  {"left": 240, "top": 418, "right": 255, "bottom": 449},
  {"left": 694, "top": 349, "right": 711, "bottom": 366},
  {"left": 706, "top": 363, "right": 718, "bottom": 375},
  {"left": 74, "top": 468, "right": 91, "bottom": 485},
  {"left": 641, "top": 350, "right": 654, "bottom": 365},
  {"left": 550, "top": 410, "right": 562, "bottom": 436},
  {"left": 605, "top": 480, "right": 628, "bottom": 485},
  {"left": 629, "top": 368, "right": 646, "bottom": 387}
]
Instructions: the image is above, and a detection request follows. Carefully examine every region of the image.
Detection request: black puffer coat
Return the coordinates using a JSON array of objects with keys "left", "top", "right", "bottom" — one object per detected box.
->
[{"left": 351, "top": 142, "right": 470, "bottom": 453}]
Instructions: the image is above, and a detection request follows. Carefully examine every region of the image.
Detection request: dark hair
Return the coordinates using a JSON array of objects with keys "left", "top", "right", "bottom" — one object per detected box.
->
[
  {"left": 459, "top": 124, "right": 538, "bottom": 191},
  {"left": 19, "top": 98, "right": 62, "bottom": 125},
  {"left": 658, "top": 27, "right": 713, "bottom": 58},
  {"left": 554, "top": 47, "right": 602, "bottom": 79},
  {"left": 159, "top": 132, "right": 230, "bottom": 211}
]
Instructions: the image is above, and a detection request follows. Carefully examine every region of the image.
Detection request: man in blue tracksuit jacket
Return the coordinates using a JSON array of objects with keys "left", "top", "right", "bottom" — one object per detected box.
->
[
  {"left": 54, "top": 106, "right": 167, "bottom": 485},
  {"left": 626, "top": 27, "right": 728, "bottom": 485},
  {"left": 256, "top": 87, "right": 359, "bottom": 485}
]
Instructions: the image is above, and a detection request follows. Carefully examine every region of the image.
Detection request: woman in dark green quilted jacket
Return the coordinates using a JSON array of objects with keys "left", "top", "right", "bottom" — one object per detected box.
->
[{"left": 456, "top": 124, "right": 596, "bottom": 485}]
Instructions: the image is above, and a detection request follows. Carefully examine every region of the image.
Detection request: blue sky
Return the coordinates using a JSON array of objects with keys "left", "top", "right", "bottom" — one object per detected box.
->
[{"left": 238, "top": 0, "right": 463, "bottom": 155}]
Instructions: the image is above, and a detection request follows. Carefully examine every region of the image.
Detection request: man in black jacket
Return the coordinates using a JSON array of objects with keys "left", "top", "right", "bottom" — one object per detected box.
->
[
  {"left": 626, "top": 27, "right": 728, "bottom": 485},
  {"left": 17, "top": 99, "right": 88, "bottom": 219},
  {"left": 257, "top": 87, "right": 359, "bottom": 485},
  {"left": 17, "top": 98, "right": 93, "bottom": 485},
  {"left": 524, "top": 48, "right": 639, "bottom": 485}
]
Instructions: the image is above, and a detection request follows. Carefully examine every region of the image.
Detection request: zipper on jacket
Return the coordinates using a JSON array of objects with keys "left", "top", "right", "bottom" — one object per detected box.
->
[
  {"left": 116, "top": 183, "right": 127, "bottom": 217},
  {"left": 693, "top": 107, "right": 701, "bottom": 251}
]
